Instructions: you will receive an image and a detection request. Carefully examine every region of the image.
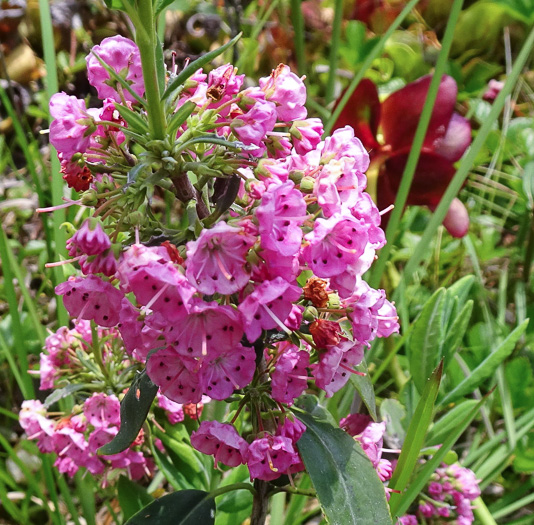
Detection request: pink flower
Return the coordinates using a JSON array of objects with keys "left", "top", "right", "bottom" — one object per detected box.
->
[
  {"left": 156, "top": 392, "right": 184, "bottom": 424},
  {"left": 199, "top": 343, "right": 255, "bottom": 400},
  {"left": 185, "top": 222, "right": 256, "bottom": 295},
  {"left": 83, "top": 393, "right": 120, "bottom": 428},
  {"left": 86, "top": 35, "right": 144, "bottom": 103},
  {"left": 270, "top": 342, "right": 310, "bottom": 405},
  {"left": 277, "top": 416, "right": 306, "bottom": 443},
  {"left": 247, "top": 435, "right": 300, "bottom": 481},
  {"left": 49, "top": 93, "right": 95, "bottom": 158},
  {"left": 191, "top": 421, "right": 249, "bottom": 467},
  {"left": 319, "top": 126, "right": 370, "bottom": 172},
  {"left": 302, "top": 212, "right": 368, "bottom": 278},
  {"left": 67, "top": 218, "right": 111, "bottom": 256},
  {"left": 290, "top": 118, "right": 324, "bottom": 155},
  {"left": 79, "top": 250, "right": 118, "bottom": 277},
  {"left": 231, "top": 100, "right": 277, "bottom": 152},
  {"left": 260, "top": 64, "right": 307, "bottom": 122},
  {"left": 55, "top": 275, "right": 124, "bottom": 327},
  {"left": 147, "top": 347, "right": 201, "bottom": 404},
  {"left": 256, "top": 180, "right": 307, "bottom": 256},
  {"left": 239, "top": 277, "right": 301, "bottom": 342}
]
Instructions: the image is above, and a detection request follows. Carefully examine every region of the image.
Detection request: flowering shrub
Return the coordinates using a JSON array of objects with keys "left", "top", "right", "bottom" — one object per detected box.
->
[{"left": 27, "top": 15, "right": 401, "bottom": 522}]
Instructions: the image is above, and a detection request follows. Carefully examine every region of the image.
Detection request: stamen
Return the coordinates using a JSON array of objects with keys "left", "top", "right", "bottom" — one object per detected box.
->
[
  {"left": 46, "top": 256, "right": 82, "bottom": 268},
  {"left": 379, "top": 204, "right": 394, "bottom": 216},
  {"left": 37, "top": 200, "right": 82, "bottom": 213},
  {"left": 144, "top": 283, "right": 170, "bottom": 311},
  {"left": 339, "top": 363, "right": 365, "bottom": 376},
  {"left": 214, "top": 251, "right": 233, "bottom": 281},
  {"left": 261, "top": 304, "right": 292, "bottom": 335}
]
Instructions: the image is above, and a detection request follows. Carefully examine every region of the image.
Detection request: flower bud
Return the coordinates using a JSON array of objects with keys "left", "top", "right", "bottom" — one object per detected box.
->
[
  {"left": 299, "top": 176, "right": 315, "bottom": 193},
  {"left": 80, "top": 189, "right": 98, "bottom": 206}
]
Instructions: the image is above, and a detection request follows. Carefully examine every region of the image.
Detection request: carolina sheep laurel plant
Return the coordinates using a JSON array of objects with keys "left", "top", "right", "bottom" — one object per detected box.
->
[{"left": 23, "top": 0, "right": 408, "bottom": 523}]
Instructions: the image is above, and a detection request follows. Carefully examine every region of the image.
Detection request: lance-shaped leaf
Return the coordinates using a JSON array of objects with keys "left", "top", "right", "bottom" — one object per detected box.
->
[
  {"left": 349, "top": 359, "right": 377, "bottom": 420},
  {"left": 294, "top": 403, "right": 392, "bottom": 525},
  {"left": 167, "top": 101, "right": 196, "bottom": 139},
  {"left": 118, "top": 476, "right": 154, "bottom": 522},
  {"left": 114, "top": 103, "right": 150, "bottom": 135},
  {"left": 392, "top": 394, "right": 488, "bottom": 517},
  {"left": 387, "top": 361, "right": 443, "bottom": 514},
  {"left": 409, "top": 289, "right": 446, "bottom": 394},
  {"left": 99, "top": 370, "right": 158, "bottom": 455},
  {"left": 125, "top": 490, "right": 215, "bottom": 525},
  {"left": 439, "top": 319, "right": 529, "bottom": 406},
  {"left": 162, "top": 33, "right": 242, "bottom": 101}
]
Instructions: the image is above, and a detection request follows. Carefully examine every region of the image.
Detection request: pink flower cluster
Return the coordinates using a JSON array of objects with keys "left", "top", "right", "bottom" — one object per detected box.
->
[
  {"left": 340, "top": 413, "right": 393, "bottom": 482},
  {"left": 399, "top": 463, "right": 481, "bottom": 525},
  {"left": 43, "top": 35, "right": 400, "bottom": 483},
  {"left": 19, "top": 395, "right": 154, "bottom": 484}
]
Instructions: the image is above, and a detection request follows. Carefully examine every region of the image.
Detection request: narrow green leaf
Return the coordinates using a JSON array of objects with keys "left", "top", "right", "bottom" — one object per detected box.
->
[
  {"left": 443, "top": 275, "right": 475, "bottom": 323},
  {"left": 349, "top": 359, "right": 377, "bottom": 420},
  {"left": 44, "top": 384, "right": 87, "bottom": 408},
  {"left": 167, "top": 101, "right": 196, "bottom": 139},
  {"left": 388, "top": 362, "right": 443, "bottom": 514},
  {"left": 441, "top": 300, "right": 473, "bottom": 369},
  {"left": 125, "top": 490, "right": 215, "bottom": 525},
  {"left": 392, "top": 395, "right": 487, "bottom": 517},
  {"left": 176, "top": 135, "right": 256, "bottom": 154},
  {"left": 99, "top": 370, "right": 158, "bottom": 455},
  {"left": 114, "top": 104, "right": 150, "bottom": 134},
  {"left": 425, "top": 400, "right": 478, "bottom": 447},
  {"left": 162, "top": 34, "right": 242, "bottom": 100},
  {"left": 440, "top": 319, "right": 529, "bottom": 406},
  {"left": 154, "top": 0, "right": 175, "bottom": 16},
  {"left": 294, "top": 407, "right": 392, "bottom": 524},
  {"left": 155, "top": 33, "right": 166, "bottom": 94},
  {"left": 128, "top": 162, "right": 150, "bottom": 186},
  {"left": 409, "top": 289, "right": 446, "bottom": 394},
  {"left": 118, "top": 476, "right": 154, "bottom": 521}
]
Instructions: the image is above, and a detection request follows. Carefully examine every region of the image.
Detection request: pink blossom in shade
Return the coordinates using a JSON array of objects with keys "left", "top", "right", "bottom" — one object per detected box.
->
[
  {"left": 73, "top": 319, "right": 92, "bottom": 342},
  {"left": 285, "top": 304, "right": 303, "bottom": 331},
  {"left": 52, "top": 426, "right": 88, "bottom": 467},
  {"left": 259, "top": 64, "right": 307, "bottom": 122},
  {"left": 231, "top": 100, "right": 277, "bottom": 151},
  {"left": 428, "top": 481, "right": 443, "bottom": 498},
  {"left": 398, "top": 516, "right": 418, "bottom": 525},
  {"left": 313, "top": 341, "right": 364, "bottom": 397},
  {"left": 376, "top": 459, "right": 393, "bottom": 482},
  {"left": 49, "top": 92, "right": 95, "bottom": 159},
  {"left": 19, "top": 401, "right": 56, "bottom": 453},
  {"left": 83, "top": 393, "right": 120, "bottom": 428},
  {"left": 79, "top": 250, "right": 118, "bottom": 277},
  {"left": 68, "top": 219, "right": 111, "bottom": 257},
  {"left": 270, "top": 343, "right": 310, "bottom": 405},
  {"left": 247, "top": 435, "right": 299, "bottom": 481},
  {"left": 185, "top": 222, "right": 256, "bottom": 295},
  {"left": 256, "top": 158, "right": 289, "bottom": 184},
  {"left": 252, "top": 248, "right": 300, "bottom": 283},
  {"left": 319, "top": 126, "right": 370, "bottom": 173},
  {"left": 256, "top": 180, "right": 307, "bottom": 257},
  {"left": 55, "top": 275, "right": 124, "bottom": 327},
  {"left": 86, "top": 35, "right": 144, "bottom": 103},
  {"left": 199, "top": 343, "right": 255, "bottom": 400},
  {"left": 419, "top": 502, "right": 437, "bottom": 518},
  {"left": 39, "top": 354, "right": 57, "bottom": 390},
  {"left": 191, "top": 421, "right": 249, "bottom": 468},
  {"left": 483, "top": 79, "right": 504, "bottom": 101},
  {"left": 54, "top": 456, "right": 80, "bottom": 477},
  {"left": 163, "top": 299, "right": 244, "bottom": 360},
  {"left": 238, "top": 277, "right": 302, "bottom": 342},
  {"left": 88, "top": 426, "right": 117, "bottom": 454},
  {"left": 339, "top": 413, "right": 373, "bottom": 436},
  {"left": 437, "top": 506, "right": 451, "bottom": 518},
  {"left": 290, "top": 118, "right": 324, "bottom": 155},
  {"left": 313, "top": 159, "right": 365, "bottom": 217},
  {"left": 147, "top": 347, "right": 202, "bottom": 404},
  {"left": 302, "top": 212, "right": 368, "bottom": 278},
  {"left": 277, "top": 417, "right": 307, "bottom": 443},
  {"left": 156, "top": 392, "right": 184, "bottom": 424},
  {"left": 450, "top": 464, "right": 481, "bottom": 500}
]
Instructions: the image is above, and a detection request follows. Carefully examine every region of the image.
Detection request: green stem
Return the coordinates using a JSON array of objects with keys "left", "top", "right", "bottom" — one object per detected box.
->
[
  {"left": 290, "top": 0, "right": 306, "bottom": 77},
  {"left": 325, "top": 0, "right": 344, "bottom": 104},
  {"left": 136, "top": 0, "right": 166, "bottom": 139},
  {"left": 91, "top": 322, "right": 110, "bottom": 383},
  {"left": 472, "top": 497, "right": 498, "bottom": 525},
  {"left": 369, "top": 0, "right": 464, "bottom": 289},
  {"left": 209, "top": 482, "right": 256, "bottom": 499},
  {"left": 271, "top": 486, "right": 316, "bottom": 497}
]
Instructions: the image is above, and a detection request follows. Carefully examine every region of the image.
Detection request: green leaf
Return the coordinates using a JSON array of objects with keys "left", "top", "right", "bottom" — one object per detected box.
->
[
  {"left": 294, "top": 407, "right": 392, "bottom": 524},
  {"left": 125, "top": 490, "right": 215, "bottom": 525},
  {"left": 392, "top": 396, "right": 487, "bottom": 517},
  {"left": 441, "top": 300, "right": 474, "bottom": 369},
  {"left": 118, "top": 476, "right": 154, "bottom": 521},
  {"left": 176, "top": 135, "right": 257, "bottom": 154},
  {"left": 409, "top": 289, "right": 446, "bottom": 394},
  {"left": 440, "top": 319, "right": 529, "bottom": 406},
  {"left": 162, "top": 33, "right": 242, "bottom": 100},
  {"left": 388, "top": 362, "right": 443, "bottom": 515},
  {"left": 167, "top": 101, "right": 196, "bottom": 140},
  {"left": 443, "top": 275, "right": 475, "bottom": 322},
  {"left": 492, "top": 0, "right": 534, "bottom": 23},
  {"left": 380, "top": 399, "right": 407, "bottom": 448},
  {"left": 114, "top": 104, "right": 150, "bottom": 135},
  {"left": 154, "top": 0, "right": 176, "bottom": 16},
  {"left": 99, "top": 370, "right": 158, "bottom": 455},
  {"left": 44, "top": 384, "right": 87, "bottom": 408},
  {"left": 425, "top": 400, "right": 479, "bottom": 447},
  {"left": 349, "top": 359, "right": 377, "bottom": 420},
  {"left": 155, "top": 34, "right": 166, "bottom": 95},
  {"left": 127, "top": 162, "right": 150, "bottom": 186},
  {"left": 104, "top": 0, "right": 126, "bottom": 9}
]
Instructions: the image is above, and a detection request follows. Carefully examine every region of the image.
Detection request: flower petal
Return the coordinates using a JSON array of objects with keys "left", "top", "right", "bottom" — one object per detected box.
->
[
  {"left": 440, "top": 197, "right": 469, "bottom": 238},
  {"left": 381, "top": 75, "right": 458, "bottom": 152},
  {"left": 433, "top": 113, "right": 471, "bottom": 162}
]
